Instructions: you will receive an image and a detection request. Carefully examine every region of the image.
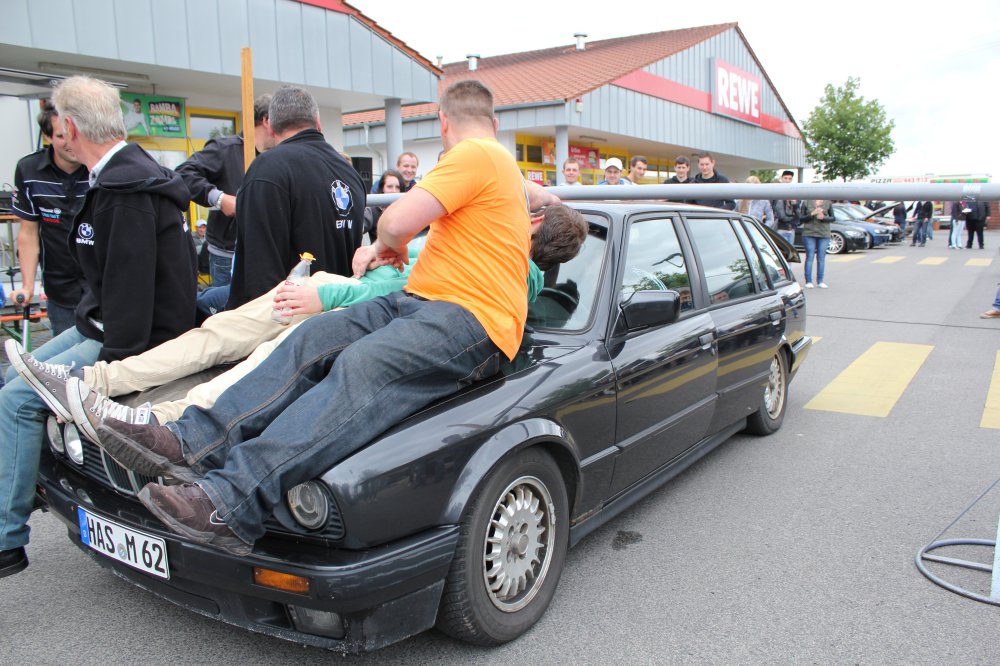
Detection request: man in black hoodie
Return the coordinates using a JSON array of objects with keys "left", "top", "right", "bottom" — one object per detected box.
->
[
  {"left": 225, "top": 86, "right": 365, "bottom": 310},
  {"left": 0, "top": 76, "right": 197, "bottom": 579},
  {"left": 175, "top": 94, "right": 274, "bottom": 287},
  {"left": 690, "top": 152, "right": 736, "bottom": 210}
]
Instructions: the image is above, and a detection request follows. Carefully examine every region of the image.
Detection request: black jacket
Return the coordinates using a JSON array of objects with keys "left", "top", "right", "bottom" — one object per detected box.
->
[
  {"left": 690, "top": 171, "right": 736, "bottom": 210},
  {"left": 72, "top": 143, "right": 197, "bottom": 362},
  {"left": 773, "top": 199, "right": 800, "bottom": 229},
  {"left": 11, "top": 146, "right": 89, "bottom": 306},
  {"left": 226, "top": 129, "right": 365, "bottom": 309},
  {"left": 175, "top": 134, "right": 245, "bottom": 253}
]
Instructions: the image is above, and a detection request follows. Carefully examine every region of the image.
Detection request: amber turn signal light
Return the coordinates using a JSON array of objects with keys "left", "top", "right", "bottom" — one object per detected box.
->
[{"left": 253, "top": 567, "right": 310, "bottom": 594}]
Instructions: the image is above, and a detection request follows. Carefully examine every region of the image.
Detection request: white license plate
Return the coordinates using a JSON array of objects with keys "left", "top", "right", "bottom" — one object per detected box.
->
[{"left": 78, "top": 507, "right": 170, "bottom": 579}]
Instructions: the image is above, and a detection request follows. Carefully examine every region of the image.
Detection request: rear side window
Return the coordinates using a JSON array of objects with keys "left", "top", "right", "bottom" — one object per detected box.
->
[
  {"left": 527, "top": 221, "right": 607, "bottom": 331},
  {"left": 742, "top": 222, "right": 791, "bottom": 284},
  {"left": 621, "top": 217, "right": 693, "bottom": 312},
  {"left": 686, "top": 218, "right": 756, "bottom": 304}
]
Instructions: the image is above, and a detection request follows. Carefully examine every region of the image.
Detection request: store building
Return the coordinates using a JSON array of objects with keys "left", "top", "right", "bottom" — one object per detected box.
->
[
  {"left": 344, "top": 23, "right": 807, "bottom": 185},
  {"left": 0, "top": 0, "right": 441, "bottom": 194}
]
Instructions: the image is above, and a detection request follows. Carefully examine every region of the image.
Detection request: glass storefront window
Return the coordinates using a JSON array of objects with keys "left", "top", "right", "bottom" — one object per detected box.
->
[{"left": 190, "top": 115, "right": 237, "bottom": 141}]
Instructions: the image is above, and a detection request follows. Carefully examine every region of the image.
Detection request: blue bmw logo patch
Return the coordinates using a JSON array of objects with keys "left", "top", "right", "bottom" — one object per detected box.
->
[
  {"left": 331, "top": 180, "right": 353, "bottom": 215},
  {"left": 78, "top": 223, "right": 94, "bottom": 239}
]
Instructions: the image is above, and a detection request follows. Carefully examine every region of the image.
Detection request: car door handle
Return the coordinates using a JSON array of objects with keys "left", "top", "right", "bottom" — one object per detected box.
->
[
  {"left": 769, "top": 311, "right": 782, "bottom": 325},
  {"left": 699, "top": 333, "right": 714, "bottom": 349}
]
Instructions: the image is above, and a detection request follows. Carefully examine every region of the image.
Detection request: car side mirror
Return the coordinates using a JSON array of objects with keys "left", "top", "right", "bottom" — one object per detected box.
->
[{"left": 620, "top": 290, "right": 681, "bottom": 330}]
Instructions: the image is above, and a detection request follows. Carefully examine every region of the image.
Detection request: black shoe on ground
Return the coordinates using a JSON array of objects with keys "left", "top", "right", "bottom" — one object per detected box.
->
[
  {"left": 138, "top": 483, "right": 252, "bottom": 556},
  {"left": 96, "top": 420, "right": 200, "bottom": 483},
  {"left": 0, "top": 547, "right": 29, "bottom": 579}
]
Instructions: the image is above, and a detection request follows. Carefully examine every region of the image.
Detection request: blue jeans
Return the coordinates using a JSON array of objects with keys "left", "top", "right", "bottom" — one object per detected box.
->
[
  {"left": 0, "top": 327, "right": 102, "bottom": 550},
  {"left": 912, "top": 219, "right": 929, "bottom": 244},
  {"left": 209, "top": 253, "right": 233, "bottom": 288},
  {"left": 802, "top": 236, "right": 829, "bottom": 284},
  {"left": 170, "top": 291, "right": 502, "bottom": 543},
  {"left": 46, "top": 301, "right": 77, "bottom": 337},
  {"left": 993, "top": 284, "right": 1000, "bottom": 311},
  {"left": 196, "top": 285, "right": 231, "bottom": 319}
]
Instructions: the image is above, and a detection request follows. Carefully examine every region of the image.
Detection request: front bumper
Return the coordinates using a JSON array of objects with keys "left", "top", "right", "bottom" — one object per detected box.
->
[{"left": 38, "top": 457, "right": 458, "bottom": 653}]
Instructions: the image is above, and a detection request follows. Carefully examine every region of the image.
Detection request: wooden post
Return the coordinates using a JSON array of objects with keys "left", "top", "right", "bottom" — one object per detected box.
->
[{"left": 241, "top": 47, "right": 255, "bottom": 172}]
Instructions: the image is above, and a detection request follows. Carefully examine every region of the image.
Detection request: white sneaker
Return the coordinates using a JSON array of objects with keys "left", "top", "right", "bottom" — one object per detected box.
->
[
  {"left": 818, "top": 283, "right": 829, "bottom": 289},
  {"left": 804, "top": 282, "right": 814, "bottom": 289},
  {"left": 67, "top": 376, "right": 151, "bottom": 443}
]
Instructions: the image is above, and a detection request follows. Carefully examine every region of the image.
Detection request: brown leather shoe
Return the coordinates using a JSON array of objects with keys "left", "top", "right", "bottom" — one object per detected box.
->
[
  {"left": 138, "top": 483, "right": 252, "bottom": 556},
  {"left": 96, "top": 420, "right": 200, "bottom": 483}
]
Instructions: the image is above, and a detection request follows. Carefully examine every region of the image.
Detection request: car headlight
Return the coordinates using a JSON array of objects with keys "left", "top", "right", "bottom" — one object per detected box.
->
[
  {"left": 46, "top": 415, "right": 65, "bottom": 454},
  {"left": 287, "top": 482, "right": 329, "bottom": 530},
  {"left": 65, "top": 423, "right": 84, "bottom": 465},
  {"left": 846, "top": 230, "right": 865, "bottom": 238}
]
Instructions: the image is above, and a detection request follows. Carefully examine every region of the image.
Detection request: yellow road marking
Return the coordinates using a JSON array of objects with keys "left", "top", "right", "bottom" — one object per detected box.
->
[
  {"left": 918, "top": 257, "right": 948, "bottom": 265},
  {"left": 982, "top": 352, "right": 1000, "bottom": 430},
  {"left": 811, "top": 336, "right": 822, "bottom": 343},
  {"left": 873, "top": 256, "right": 905, "bottom": 264},
  {"left": 805, "top": 342, "right": 933, "bottom": 417},
  {"left": 966, "top": 258, "right": 994, "bottom": 267},
  {"left": 826, "top": 254, "right": 866, "bottom": 263}
]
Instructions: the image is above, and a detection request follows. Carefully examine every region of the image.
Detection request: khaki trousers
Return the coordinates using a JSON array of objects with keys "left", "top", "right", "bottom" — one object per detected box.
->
[{"left": 83, "top": 273, "right": 356, "bottom": 420}]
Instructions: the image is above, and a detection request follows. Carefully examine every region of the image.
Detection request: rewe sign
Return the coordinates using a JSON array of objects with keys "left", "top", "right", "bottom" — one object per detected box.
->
[{"left": 711, "top": 58, "right": 762, "bottom": 126}]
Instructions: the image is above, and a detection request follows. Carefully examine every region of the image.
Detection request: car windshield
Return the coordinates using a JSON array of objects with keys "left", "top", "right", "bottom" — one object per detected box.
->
[{"left": 527, "top": 217, "right": 607, "bottom": 331}]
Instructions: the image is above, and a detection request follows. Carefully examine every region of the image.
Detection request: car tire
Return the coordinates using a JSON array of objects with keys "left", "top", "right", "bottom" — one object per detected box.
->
[
  {"left": 827, "top": 232, "right": 845, "bottom": 254},
  {"left": 436, "top": 448, "right": 569, "bottom": 645},
  {"left": 865, "top": 233, "right": 874, "bottom": 249},
  {"left": 745, "top": 350, "right": 788, "bottom": 436}
]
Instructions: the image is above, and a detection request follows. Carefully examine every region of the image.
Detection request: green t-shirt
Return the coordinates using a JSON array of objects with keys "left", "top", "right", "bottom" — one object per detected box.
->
[{"left": 318, "top": 254, "right": 543, "bottom": 312}]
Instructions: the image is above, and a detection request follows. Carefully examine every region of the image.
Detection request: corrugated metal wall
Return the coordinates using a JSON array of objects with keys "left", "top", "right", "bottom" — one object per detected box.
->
[
  {"left": 0, "top": 0, "right": 438, "bottom": 103},
  {"left": 579, "top": 29, "right": 805, "bottom": 165}
]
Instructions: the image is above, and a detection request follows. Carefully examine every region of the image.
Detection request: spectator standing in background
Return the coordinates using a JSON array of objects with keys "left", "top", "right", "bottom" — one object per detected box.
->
[
  {"left": 373, "top": 152, "right": 419, "bottom": 193},
  {"left": 690, "top": 152, "right": 736, "bottom": 210},
  {"left": 948, "top": 201, "right": 965, "bottom": 249},
  {"left": 911, "top": 200, "right": 932, "bottom": 247},
  {"left": 561, "top": 158, "right": 583, "bottom": 185},
  {"left": 10, "top": 102, "right": 89, "bottom": 336},
  {"left": 598, "top": 158, "right": 628, "bottom": 185},
  {"left": 739, "top": 176, "right": 775, "bottom": 229},
  {"left": 772, "top": 170, "right": 799, "bottom": 244},
  {"left": 175, "top": 94, "right": 274, "bottom": 287},
  {"left": 799, "top": 199, "right": 833, "bottom": 289},
  {"left": 625, "top": 156, "right": 647, "bottom": 184},
  {"left": 364, "top": 169, "right": 402, "bottom": 244},
  {"left": 964, "top": 199, "right": 988, "bottom": 250},
  {"left": 663, "top": 156, "right": 693, "bottom": 184},
  {"left": 893, "top": 202, "right": 908, "bottom": 238}
]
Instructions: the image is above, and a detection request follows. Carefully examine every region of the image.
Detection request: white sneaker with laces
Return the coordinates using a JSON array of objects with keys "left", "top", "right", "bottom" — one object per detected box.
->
[
  {"left": 804, "top": 283, "right": 814, "bottom": 289},
  {"left": 5, "top": 338, "right": 76, "bottom": 421},
  {"left": 67, "top": 376, "right": 151, "bottom": 443},
  {"left": 818, "top": 283, "right": 829, "bottom": 289}
]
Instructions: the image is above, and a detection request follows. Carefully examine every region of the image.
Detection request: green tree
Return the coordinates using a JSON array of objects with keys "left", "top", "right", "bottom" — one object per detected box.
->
[
  {"left": 802, "top": 77, "right": 895, "bottom": 181},
  {"left": 750, "top": 169, "right": 777, "bottom": 183}
]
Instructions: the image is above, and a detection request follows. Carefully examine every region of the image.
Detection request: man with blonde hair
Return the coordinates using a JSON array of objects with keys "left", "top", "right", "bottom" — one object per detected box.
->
[
  {"left": 1, "top": 76, "right": 196, "bottom": 578},
  {"left": 93, "top": 79, "right": 558, "bottom": 556}
]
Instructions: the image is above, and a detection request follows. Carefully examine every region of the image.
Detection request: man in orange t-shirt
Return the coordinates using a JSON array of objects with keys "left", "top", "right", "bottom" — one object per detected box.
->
[{"left": 95, "top": 80, "right": 560, "bottom": 555}]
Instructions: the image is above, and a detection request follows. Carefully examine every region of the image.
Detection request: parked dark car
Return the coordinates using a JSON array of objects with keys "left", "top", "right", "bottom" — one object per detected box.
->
[
  {"left": 832, "top": 203, "right": 898, "bottom": 246},
  {"left": 35, "top": 202, "right": 812, "bottom": 653},
  {"left": 793, "top": 220, "right": 868, "bottom": 254}
]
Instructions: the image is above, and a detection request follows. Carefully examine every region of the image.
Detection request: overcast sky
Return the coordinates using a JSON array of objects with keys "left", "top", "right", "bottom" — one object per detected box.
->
[{"left": 351, "top": 0, "right": 999, "bottom": 181}]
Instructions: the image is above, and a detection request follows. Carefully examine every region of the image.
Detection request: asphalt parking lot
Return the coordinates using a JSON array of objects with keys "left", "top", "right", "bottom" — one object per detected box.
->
[{"left": 4, "top": 231, "right": 1000, "bottom": 664}]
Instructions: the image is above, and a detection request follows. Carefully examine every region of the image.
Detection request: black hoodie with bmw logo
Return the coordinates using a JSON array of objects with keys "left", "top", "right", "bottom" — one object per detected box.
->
[{"left": 71, "top": 142, "right": 197, "bottom": 362}]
